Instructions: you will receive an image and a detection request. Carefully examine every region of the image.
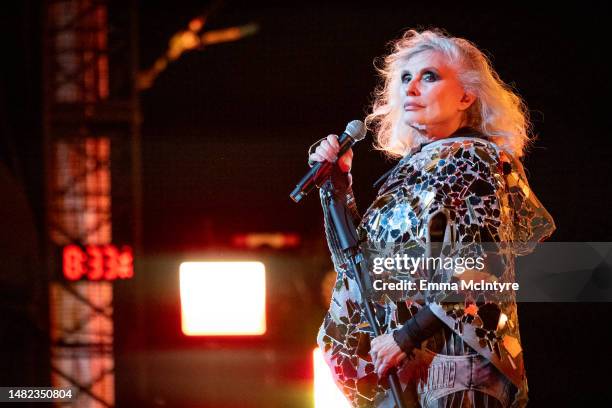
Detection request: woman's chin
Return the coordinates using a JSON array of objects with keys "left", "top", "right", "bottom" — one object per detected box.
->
[{"left": 403, "top": 114, "right": 425, "bottom": 124}]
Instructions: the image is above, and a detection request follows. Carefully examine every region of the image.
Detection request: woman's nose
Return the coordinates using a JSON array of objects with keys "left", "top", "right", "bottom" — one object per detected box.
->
[{"left": 406, "top": 79, "right": 419, "bottom": 96}]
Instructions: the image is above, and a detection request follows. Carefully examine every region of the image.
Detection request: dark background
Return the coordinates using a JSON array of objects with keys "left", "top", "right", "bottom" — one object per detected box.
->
[{"left": 1, "top": 1, "right": 611, "bottom": 406}]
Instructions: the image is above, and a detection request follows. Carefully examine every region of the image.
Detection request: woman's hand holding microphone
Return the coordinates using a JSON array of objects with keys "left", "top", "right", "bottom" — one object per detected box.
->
[{"left": 308, "top": 134, "right": 353, "bottom": 193}]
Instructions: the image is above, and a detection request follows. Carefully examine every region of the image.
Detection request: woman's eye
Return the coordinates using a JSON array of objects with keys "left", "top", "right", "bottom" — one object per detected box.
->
[
  {"left": 423, "top": 71, "right": 438, "bottom": 81},
  {"left": 401, "top": 73, "right": 411, "bottom": 83}
]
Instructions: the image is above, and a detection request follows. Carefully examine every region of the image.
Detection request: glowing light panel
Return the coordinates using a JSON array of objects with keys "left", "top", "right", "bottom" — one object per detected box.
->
[
  {"left": 313, "top": 347, "right": 350, "bottom": 408},
  {"left": 180, "top": 262, "right": 266, "bottom": 336}
]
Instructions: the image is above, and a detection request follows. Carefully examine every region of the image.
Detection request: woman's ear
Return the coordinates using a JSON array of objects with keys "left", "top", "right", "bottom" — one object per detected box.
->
[{"left": 459, "top": 92, "right": 476, "bottom": 111}]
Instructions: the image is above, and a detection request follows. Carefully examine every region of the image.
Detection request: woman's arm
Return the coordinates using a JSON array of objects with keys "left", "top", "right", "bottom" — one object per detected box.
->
[{"left": 374, "top": 213, "right": 447, "bottom": 374}]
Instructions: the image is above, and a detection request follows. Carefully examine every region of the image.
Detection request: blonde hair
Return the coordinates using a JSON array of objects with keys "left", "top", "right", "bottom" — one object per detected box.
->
[{"left": 365, "top": 28, "right": 533, "bottom": 158}]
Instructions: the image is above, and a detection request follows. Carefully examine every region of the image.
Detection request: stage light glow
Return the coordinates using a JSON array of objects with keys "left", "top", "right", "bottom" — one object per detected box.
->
[
  {"left": 232, "top": 232, "right": 301, "bottom": 249},
  {"left": 313, "top": 347, "right": 350, "bottom": 408},
  {"left": 180, "top": 262, "right": 266, "bottom": 336}
]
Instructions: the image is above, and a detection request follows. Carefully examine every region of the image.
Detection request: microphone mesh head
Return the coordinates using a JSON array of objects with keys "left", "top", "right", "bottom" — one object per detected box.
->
[{"left": 345, "top": 120, "right": 366, "bottom": 141}]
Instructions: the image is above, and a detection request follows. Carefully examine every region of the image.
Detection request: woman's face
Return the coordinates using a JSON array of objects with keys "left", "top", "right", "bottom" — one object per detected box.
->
[{"left": 399, "top": 50, "right": 475, "bottom": 138}]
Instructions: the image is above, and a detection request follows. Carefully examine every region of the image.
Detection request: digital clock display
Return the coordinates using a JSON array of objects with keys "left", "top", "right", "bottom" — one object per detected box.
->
[{"left": 62, "top": 244, "right": 134, "bottom": 281}]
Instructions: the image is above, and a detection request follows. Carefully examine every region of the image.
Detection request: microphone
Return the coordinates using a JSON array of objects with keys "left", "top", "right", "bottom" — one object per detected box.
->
[{"left": 290, "top": 120, "right": 366, "bottom": 203}]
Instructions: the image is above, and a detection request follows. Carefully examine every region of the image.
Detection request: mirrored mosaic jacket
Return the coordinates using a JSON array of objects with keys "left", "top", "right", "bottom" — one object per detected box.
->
[{"left": 316, "top": 129, "right": 555, "bottom": 407}]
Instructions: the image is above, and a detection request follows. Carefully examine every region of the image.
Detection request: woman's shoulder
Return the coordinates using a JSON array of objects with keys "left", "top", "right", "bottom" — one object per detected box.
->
[
  {"left": 416, "top": 135, "right": 514, "bottom": 178},
  {"left": 378, "top": 135, "right": 515, "bottom": 196}
]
